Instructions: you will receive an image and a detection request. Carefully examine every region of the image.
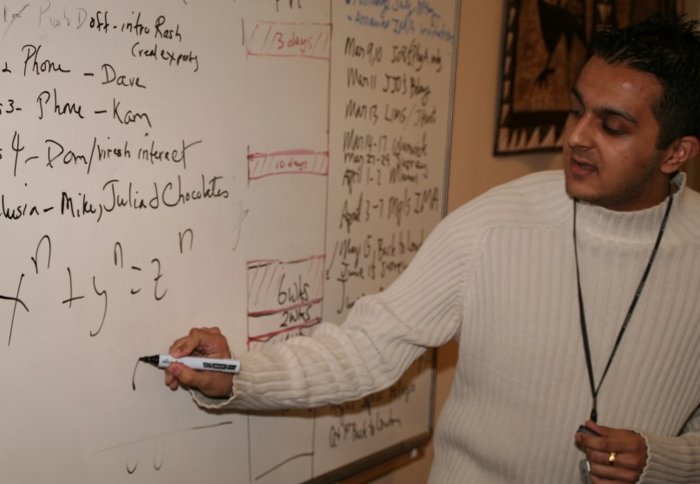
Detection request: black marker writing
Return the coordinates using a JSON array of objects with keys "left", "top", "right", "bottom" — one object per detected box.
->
[
  {"left": 131, "top": 358, "right": 141, "bottom": 390},
  {"left": 30, "top": 235, "right": 52, "bottom": 274},
  {"left": 3, "top": 273, "right": 28, "bottom": 346},
  {"left": 62, "top": 267, "right": 84, "bottom": 307},
  {"left": 89, "top": 277, "right": 108, "bottom": 337},
  {"left": 21, "top": 43, "right": 71, "bottom": 76},
  {"left": 178, "top": 228, "right": 194, "bottom": 253},
  {"left": 151, "top": 258, "right": 166, "bottom": 301},
  {"left": 36, "top": 88, "right": 85, "bottom": 120}
]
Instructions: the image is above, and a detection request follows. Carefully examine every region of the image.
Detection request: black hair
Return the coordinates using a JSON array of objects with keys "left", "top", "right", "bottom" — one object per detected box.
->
[{"left": 591, "top": 14, "right": 700, "bottom": 148}]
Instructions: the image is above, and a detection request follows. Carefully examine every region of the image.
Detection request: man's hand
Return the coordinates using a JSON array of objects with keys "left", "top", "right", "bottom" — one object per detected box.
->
[
  {"left": 164, "top": 327, "right": 234, "bottom": 398},
  {"left": 576, "top": 420, "right": 648, "bottom": 483}
]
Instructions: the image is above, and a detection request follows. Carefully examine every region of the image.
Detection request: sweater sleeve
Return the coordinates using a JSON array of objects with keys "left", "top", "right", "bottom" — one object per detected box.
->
[
  {"left": 639, "top": 405, "right": 700, "bottom": 483},
  {"left": 192, "top": 207, "right": 473, "bottom": 411}
]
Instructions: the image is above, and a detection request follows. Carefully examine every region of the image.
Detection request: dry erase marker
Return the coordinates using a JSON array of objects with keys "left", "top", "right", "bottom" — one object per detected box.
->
[{"left": 139, "top": 354, "right": 240, "bottom": 374}]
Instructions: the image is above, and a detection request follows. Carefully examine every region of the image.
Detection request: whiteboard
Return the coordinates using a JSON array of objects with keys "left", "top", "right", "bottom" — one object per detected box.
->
[{"left": 0, "top": 1, "right": 459, "bottom": 483}]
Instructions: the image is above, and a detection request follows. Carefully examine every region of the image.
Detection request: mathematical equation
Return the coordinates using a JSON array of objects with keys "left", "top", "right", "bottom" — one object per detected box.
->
[{"left": 0, "top": 230, "right": 199, "bottom": 347}]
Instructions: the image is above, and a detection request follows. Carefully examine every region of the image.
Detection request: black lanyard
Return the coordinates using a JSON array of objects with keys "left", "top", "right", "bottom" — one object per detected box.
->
[{"left": 573, "top": 194, "right": 673, "bottom": 423}]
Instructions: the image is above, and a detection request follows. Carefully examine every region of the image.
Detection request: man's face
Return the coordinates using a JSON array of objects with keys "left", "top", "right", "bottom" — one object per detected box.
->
[{"left": 563, "top": 56, "right": 675, "bottom": 211}]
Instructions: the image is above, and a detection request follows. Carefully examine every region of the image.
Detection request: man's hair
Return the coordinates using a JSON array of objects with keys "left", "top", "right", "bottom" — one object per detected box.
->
[{"left": 591, "top": 14, "right": 700, "bottom": 148}]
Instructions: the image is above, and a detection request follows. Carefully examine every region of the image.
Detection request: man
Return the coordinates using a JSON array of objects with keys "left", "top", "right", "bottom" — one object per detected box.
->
[{"left": 165, "top": 15, "right": 700, "bottom": 483}]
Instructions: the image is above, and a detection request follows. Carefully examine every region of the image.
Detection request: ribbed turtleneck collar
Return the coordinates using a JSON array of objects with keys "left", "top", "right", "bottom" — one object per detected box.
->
[{"left": 573, "top": 173, "right": 686, "bottom": 245}]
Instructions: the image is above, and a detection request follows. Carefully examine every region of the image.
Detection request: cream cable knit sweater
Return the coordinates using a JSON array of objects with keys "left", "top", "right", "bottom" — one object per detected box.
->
[{"left": 196, "top": 170, "right": 700, "bottom": 483}]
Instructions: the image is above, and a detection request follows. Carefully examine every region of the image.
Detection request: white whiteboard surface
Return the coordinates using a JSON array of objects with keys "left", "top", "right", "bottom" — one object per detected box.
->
[{"left": 0, "top": 1, "right": 459, "bottom": 483}]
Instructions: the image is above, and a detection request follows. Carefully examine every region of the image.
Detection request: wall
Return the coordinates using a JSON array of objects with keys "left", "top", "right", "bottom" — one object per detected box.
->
[{"left": 361, "top": 0, "right": 700, "bottom": 482}]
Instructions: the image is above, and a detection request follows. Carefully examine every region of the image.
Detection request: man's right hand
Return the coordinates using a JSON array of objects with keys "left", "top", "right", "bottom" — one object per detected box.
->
[{"left": 164, "top": 326, "right": 234, "bottom": 398}]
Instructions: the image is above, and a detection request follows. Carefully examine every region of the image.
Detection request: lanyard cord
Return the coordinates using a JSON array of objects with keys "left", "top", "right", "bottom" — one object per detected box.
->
[{"left": 573, "top": 194, "right": 673, "bottom": 423}]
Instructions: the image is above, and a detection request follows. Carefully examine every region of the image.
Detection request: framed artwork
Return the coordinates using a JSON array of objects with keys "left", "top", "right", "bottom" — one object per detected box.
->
[{"left": 494, "top": 0, "right": 683, "bottom": 155}]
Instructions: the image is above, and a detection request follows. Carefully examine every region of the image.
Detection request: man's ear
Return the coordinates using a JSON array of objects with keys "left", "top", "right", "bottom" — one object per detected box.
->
[{"left": 661, "top": 136, "right": 700, "bottom": 174}]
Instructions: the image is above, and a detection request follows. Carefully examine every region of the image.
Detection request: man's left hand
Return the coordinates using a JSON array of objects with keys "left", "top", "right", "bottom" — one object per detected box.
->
[{"left": 575, "top": 420, "right": 648, "bottom": 483}]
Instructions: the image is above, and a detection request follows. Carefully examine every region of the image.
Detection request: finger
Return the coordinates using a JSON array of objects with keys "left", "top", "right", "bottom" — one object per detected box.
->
[
  {"left": 193, "top": 327, "right": 229, "bottom": 357},
  {"left": 586, "top": 449, "right": 644, "bottom": 483},
  {"left": 583, "top": 421, "right": 625, "bottom": 444},
  {"left": 166, "top": 362, "right": 233, "bottom": 398},
  {"left": 169, "top": 328, "right": 215, "bottom": 358},
  {"left": 590, "top": 478, "right": 621, "bottom": 484},
  {"left": 167, "top": 378, "right": 180, "bottom": 391},
  {"left": 583, "top": 434, "right": 646, "bottom": 461},
  {"left": 590, "top": 478, "right": 625, "bottom": 484},
  {"left": 580, "top": 423, "right": 644, "bottom": 454},
  {"left": 588, "top": 459, "right": 641, "bottom": 483},
  {"left": 588, "top": 448, "right": 621, "bottom": 467},
  {"left": 166, "top": 363, "right": 196, "bottom": 388},
  {"left": 164, "top": 371, "right": 180, "bottom": 391},
  {"left": 169, "top": 334, "right": 198, "bottom": 357}
]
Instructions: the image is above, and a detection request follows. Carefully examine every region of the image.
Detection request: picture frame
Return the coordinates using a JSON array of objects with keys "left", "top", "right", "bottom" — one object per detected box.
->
[{"left": 494, "top": 0, "right": 683, "bottom": 155}]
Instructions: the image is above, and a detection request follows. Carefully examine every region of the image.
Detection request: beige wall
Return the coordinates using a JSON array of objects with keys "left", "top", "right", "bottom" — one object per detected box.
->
[{"left": 346, "top": 2, "right": 700, "bottom": 482}]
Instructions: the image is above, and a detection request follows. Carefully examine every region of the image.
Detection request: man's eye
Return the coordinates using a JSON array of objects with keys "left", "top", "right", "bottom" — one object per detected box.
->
[{"left": 603, "top": 124, "right": 624, "bottom": 136}]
